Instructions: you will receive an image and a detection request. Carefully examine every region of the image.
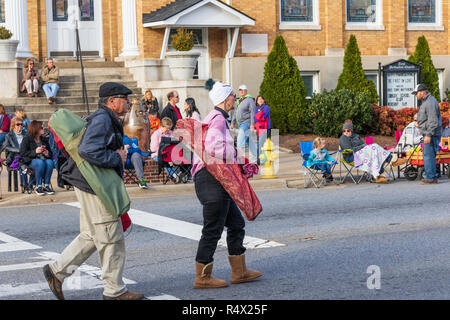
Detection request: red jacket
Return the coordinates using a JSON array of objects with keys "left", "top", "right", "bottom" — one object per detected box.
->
[{"left": 1, "top": 114, "right": 10, "bottom": 132}]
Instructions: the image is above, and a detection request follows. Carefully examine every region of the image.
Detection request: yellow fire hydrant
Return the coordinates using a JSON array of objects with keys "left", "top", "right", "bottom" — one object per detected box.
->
[{"left": 259, "top": 138, "right": 278, "bottom": 179}]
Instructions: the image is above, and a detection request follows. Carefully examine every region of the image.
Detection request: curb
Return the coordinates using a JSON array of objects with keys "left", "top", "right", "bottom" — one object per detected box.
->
[{"left": 0, "top": 176, "right": 293, "bottom": 208}]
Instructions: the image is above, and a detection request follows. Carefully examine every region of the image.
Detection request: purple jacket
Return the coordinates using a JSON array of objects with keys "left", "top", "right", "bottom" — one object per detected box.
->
[{"left": 191, "top": 108, "right": 237, "bottom": 177}]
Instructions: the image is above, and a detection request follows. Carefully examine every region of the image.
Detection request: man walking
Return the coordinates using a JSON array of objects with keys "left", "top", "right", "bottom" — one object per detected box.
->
[
  {"left": 41, "top": 57, "right": 59, "bottom": 104},
  {"left": 230, "top": 84, "right": 257, "bottom": 161},
  {"left": 43, "top": 82, "right": 143, "bottom": 300},
  {"left": 412, "top": 84, "right": 442, "bottom": 184},
  {"left": 161, "top": 90, "right": 182, "bottom": 130}
]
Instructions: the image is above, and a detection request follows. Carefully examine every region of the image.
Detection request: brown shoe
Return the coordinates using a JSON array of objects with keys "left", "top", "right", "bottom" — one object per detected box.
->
[
  {"left": 375, "top": 176, "right": 388, "bottom": 184},
  {"left": 48, "top": 99, "right": 53, "bottom": 104},
  {"left": 34, "top": 92, "right": 39, "bottom": 97},
  {"left": 27, "top": 93, "right": 33, "bottom": 97},
  {"left": 103, "top": 290, "right": 144, "bottom": 300},
  {"left": 193, "top": 262, "right": 228, "bottom": 289},
  {"left": 43, "top": 264, "right": 65, "bottom": 300},
  {"left": 420, "top": 178, "right": 438, "bottom": 185},
  {"left": 228, "top": 254, "right": 262, "bottom": 284}
]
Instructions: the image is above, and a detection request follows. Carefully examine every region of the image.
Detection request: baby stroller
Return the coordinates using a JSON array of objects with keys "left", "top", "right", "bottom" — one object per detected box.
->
[{"left": 157, "top": 136, "right": 192, "bottom": 184}]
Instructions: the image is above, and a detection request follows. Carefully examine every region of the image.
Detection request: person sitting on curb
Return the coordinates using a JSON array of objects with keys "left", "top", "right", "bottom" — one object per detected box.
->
[{"left": 41, "top": 57, "right": 59, "bottom": 104}]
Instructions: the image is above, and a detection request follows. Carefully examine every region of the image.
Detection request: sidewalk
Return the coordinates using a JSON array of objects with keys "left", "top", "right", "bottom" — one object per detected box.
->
[{"left": 0, "top": 149, "right": 304, "bottom": 208}]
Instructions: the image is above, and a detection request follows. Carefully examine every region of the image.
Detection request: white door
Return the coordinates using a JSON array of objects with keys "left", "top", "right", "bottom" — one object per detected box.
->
[
  {"left": 46, "top": 0, "right": 102, "bottom": 57},
  {"left": 169, "top": 28, "right": 209, "bottom": 79}
]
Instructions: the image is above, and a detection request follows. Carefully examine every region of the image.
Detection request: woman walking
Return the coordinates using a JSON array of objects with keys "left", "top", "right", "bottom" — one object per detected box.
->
[{"left": 191, "top": 80, "right": 262, "bottom": 289}]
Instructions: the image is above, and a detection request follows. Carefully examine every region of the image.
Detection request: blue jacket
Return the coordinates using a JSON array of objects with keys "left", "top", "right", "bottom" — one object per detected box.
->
[
  {"left": 305, "top": 148, "right": 334, "bottom": 167},
  {"left": 78, "top": 105, "right": 124, "bottom": 177}
]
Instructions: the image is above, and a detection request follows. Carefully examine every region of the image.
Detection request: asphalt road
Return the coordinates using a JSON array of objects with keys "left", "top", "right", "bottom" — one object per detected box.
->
[{"left": 0, "top": 178, "right": 449, "bottom": 300}]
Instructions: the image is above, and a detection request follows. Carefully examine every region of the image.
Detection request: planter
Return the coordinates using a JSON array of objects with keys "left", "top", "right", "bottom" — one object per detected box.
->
[
  {"left": 165, "top": 51, "right": 201, "bottom": 80},
  {"left": 0, "top": 39, "right": 19, "bottom": 61}
]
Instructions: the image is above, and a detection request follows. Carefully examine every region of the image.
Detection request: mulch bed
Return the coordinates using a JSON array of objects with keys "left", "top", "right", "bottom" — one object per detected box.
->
[{"left": 279, "top": 134, "right": 397, "bottom": 153}]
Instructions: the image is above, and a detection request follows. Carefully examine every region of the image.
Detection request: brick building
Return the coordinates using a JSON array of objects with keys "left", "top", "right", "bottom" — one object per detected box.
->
[{"left": 1, "top": 0, "right": 449, "bottom": 109}]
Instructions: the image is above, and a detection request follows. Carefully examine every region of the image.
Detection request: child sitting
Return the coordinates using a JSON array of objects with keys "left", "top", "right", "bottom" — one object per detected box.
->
[
  {"left": 148, "top": 109, "right": 161, "bottom": 137},
  {"left": 306, "top": 137, "right": 335, "bottom": 182},
  {"left": 150, "top": 117, "right": 179, "bottom": 181}
]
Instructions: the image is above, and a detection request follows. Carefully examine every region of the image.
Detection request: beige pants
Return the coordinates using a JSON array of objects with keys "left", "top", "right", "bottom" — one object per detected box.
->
[
  {"left": 25, "top": 79, "right": 39, "bottom": 93},
  {"left": 50, "top": 188, "right": 127, "bottom": 297}
]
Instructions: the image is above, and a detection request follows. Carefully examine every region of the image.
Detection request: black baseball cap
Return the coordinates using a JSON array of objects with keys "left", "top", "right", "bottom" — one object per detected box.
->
[
  {"left": 99, "top": 82, "right": 132, "bottom": 97},
  {"left": 411, "top": 83, "right": 428, "bottom": 95}
]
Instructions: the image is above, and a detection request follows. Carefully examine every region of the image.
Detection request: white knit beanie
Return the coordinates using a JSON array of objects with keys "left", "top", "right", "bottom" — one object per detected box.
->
[{"left": 207, "top": 80, "right": 234, "bottom": 106}]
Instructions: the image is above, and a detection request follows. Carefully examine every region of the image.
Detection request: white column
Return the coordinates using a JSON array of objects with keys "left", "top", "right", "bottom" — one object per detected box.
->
[
  {"left": 120, "top": 0, "right": 140, "bottom": 57},
  {"left": 4, "top": 0, "right": 33, "bottom": 58}
]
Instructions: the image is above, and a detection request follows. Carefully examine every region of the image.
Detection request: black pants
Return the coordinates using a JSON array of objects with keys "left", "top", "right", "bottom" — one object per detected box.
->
[{"left": 194, "top": 168, "right": 246, "bottom": 264}]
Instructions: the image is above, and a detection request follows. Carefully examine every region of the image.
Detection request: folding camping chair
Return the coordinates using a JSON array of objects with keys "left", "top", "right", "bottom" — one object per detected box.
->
[
  {"left": 158, "top": 136, "right": 192, "bottom": 184},
  {"left": 337, "top": 148, "right": 369, "bottom": 184},
  {"left": 123, "top": 154, "right": 146, "bottom": 187},
  {"left": 300, "top": 141, "right": 338, "bottom": 188}
]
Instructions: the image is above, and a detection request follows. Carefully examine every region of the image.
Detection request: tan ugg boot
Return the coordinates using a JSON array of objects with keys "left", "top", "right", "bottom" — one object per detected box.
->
[
  {"left": 375, "top": 175, "right": 388, "bottom": 184},
  {"left": 193, "top": 262, "right": 228, "bottom": 289},
  {"left": 228, "top": 254, "right": 262, "bottom": 284}
]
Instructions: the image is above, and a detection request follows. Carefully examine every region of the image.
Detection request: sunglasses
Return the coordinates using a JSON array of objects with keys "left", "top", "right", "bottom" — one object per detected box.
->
[
  {"left": 16, "top": 123, "right": 24, "bottom": 126},
  {"left": 343, "top": 129, "right": 352, "bottom": 133},
  {"left": 113, "top": 95, "right": 129, "bottom": 101}
]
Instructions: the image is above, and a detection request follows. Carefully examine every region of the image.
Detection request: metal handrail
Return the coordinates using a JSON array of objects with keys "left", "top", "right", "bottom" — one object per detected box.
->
[{"left": 75, "top": 22, "right": 90, "bottom": 115}]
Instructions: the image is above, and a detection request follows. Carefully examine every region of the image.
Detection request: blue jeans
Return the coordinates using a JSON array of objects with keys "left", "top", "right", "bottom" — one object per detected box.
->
[
  {"left": 42, "top": 83, "right": 59, "bottom": 99},
  {"left": 152, "top": 156, "right": 175, "bottom": 177},
  {"left": 423, "top": 136, "right": 441, "bottom": 180},
  {"left": 379, "top": 153, "right": 393, "bottom": 175},
  {"left": 236, "top": 122, "right": 257, "bottom": 159},
  {"left": 311, "top": 163, "right": 331, "bottom": 175},
  {"left": 0, "top": 132, "right": 6, "bottom": 149},
  {"left": 30, "top": 159, "right": 54, "bottom": 187}
]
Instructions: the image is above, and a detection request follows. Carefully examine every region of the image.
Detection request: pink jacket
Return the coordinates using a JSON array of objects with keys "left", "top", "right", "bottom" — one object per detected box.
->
[
  {"left": 150, "top": 127, "right": 173, "bottom": 158},
  {"left": 191, "top": 109, "right": 237, "bottom": 177}
]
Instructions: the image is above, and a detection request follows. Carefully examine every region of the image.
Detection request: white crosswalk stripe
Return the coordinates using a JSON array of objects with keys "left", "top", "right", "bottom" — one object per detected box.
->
[
  {"left": 0, "top": 232, "right": 42, "bottom": 253},
  {"left": 64, "top": 202, "right": 286, "bottom": 249}
]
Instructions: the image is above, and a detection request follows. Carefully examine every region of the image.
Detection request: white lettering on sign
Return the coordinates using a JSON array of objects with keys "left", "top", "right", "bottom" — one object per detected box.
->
[{"left": 386, "top": 72, "right": 416, "bottom": 109}]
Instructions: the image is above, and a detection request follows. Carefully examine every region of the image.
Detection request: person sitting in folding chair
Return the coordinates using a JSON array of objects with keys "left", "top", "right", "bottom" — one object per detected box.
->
[
  {"left": 306, "top": 137, "right": 336, "bottom": 183},
  {"left": 124, "top": 134, "right": 149, "bottom": 189},
  {"left": 339, "top": 120, "right": 392, "bottom": 184}
]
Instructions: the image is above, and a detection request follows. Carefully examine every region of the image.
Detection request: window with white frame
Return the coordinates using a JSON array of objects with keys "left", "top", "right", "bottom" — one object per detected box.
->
[
  {"left": 345, "top": 0, "right": 384, "bottom": 30},
  {"left": 365, "top": 71, "right": 380, "bottom": 96},
  {"left": 0, "top": 0, "right": 5, "bottom": 24},
  {"left": 301, "top": 72, "right": 319, "bottom": 99},
  {"left": 408, "top": 0, "right": 443, "bottom": 30},
  {"left": 279, "top": 0, "right": 321, "bottom": 30}
]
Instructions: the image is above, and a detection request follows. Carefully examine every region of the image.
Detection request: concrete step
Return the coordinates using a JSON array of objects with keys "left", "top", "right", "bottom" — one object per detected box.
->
[
  {"left": 56, "top": 88, "right": 141, "bottom": 97},
  {"left": 59, "top": 80, "right": 139, "bottom": 90},
  {"left": 20, "top": 103, "right": 96, "bottom": 113},
  {"left": 59, "top": 74, "right": 135, "bottom": 82},
  {"left": 27, "top": 110, "right": 91, "bottom": 122},
  {"left": 14, "top": 94, "right": 141, "bottom": 105},
  {"left": 35, "top": 61, "right": 124, "bottom": 69},
  {"left": 59, "top": 68, "right": 132, "bottom": 77}
]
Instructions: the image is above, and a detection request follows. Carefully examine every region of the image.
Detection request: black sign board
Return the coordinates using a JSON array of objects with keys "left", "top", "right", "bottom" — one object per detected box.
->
[{"left": 379, "top": 59, "right": 421, "bottom": 109}]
